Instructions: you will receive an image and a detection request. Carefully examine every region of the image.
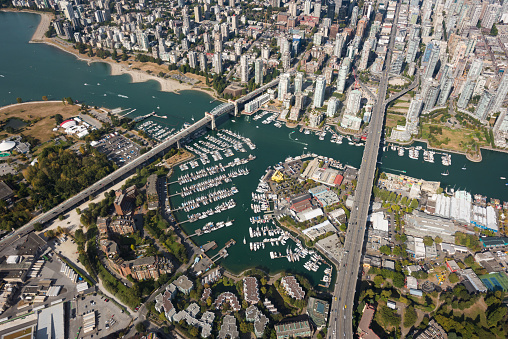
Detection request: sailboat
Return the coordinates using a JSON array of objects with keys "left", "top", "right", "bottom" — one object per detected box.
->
[
  {"left": 441, "top": 170, "right": 449, "bottom": 176},
  {"left": 461, "top": 164, "right": 466, "bottom": 170}
]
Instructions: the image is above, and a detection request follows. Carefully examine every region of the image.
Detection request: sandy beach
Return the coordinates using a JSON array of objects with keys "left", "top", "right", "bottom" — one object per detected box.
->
[
  {"left": 0, "top": 9, "right": 54, "bottom": 42},
  {"left": 3, "top": 9, "right": 217, "bottom": 97},
  {"left": 43, "top": 38, "right": 219, "bottom": 97}
]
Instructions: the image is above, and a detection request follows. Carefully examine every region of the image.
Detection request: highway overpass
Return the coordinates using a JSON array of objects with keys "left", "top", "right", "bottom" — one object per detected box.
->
[{"left": 327, "top": 1, "right": 402, "bottom": 338}]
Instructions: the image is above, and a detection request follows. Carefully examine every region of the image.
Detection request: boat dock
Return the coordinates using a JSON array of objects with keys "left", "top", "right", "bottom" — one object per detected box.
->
[{"left": 209, "top": 239, "right": 236, "bottom": 263}]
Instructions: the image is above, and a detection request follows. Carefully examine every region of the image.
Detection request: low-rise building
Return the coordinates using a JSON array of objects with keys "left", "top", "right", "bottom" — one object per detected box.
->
[
  {"left": 446, "top": 260, "right": 460, "bottom": 273},
  {"left": 0, "top": 181, "right": 14, "bottom": 202},
  {"left": 117, "top": 256, "right": 172, "bottom": 281},
  {"left": 413, "top": 319, "right": 447, "bottom": 339},
  {"left": 218, "top": 315, "right": 239, "bottom": 339},
  {"left": 404, "top": 211, "right": 457, "bottom": 244},
  {"left": 109, "top": 216, "right": 135, "bottom": 235},
  {"left": 146, "top": 174, "right": 160, "bottom": 210},
  {"left": 243, "top": 277, "right": 260, "bottom": 304},
  {"left": 174, "top": 275, "right": 194, "bottom": 294},
  {"left": 461, "top": 268, "right": 487, "bottom": 293},
  {"left": 214, "top": 292, "right": 241, "bottom": 311},
  {"left": 275, "top": 317, "right": 312, "bottom": 339},
  {"left": 246, "top": 305, "right": 269, "bottom": 337},
  {"left": 307, "top": 297, "right": 329, "bottom": 328},
  {"left": 357, "top": 304, "right": 380, "bottom": 339},
  {"left": 281, "top": 276, "right": 305, "bottom": 300}
]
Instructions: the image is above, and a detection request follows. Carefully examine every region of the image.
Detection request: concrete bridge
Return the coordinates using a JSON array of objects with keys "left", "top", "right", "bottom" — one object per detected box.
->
[
  {"left": 0, "top": 112, "right": 223, "bottom": 246},
  {"left": 2, "top": 81, "right": 279, "bottom": 245},
  {"left": 230, "top": 78, "right": 280, "bottom": 115}
]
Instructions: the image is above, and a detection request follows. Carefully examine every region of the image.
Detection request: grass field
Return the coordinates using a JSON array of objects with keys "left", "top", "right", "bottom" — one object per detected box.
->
[
  {"left": 420, "top": 123, "right": 489, "bottom": 153},
  {"left": 385, "top": 113, "right": 406, "bottom": 129},
  {"left": 0, "top": 102, "right": 80, "bottom": 143}
]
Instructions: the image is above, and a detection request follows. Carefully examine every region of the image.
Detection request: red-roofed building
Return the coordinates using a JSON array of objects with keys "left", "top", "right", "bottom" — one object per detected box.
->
[
  {"left": 291, "top": 200, "right": 313, "bottom": 213},
  {"left": 333, "top": 174, "right": 344, "bottom": 186},
  {"left": 358, "top": 304, "right": 380, "bottom": 339}
]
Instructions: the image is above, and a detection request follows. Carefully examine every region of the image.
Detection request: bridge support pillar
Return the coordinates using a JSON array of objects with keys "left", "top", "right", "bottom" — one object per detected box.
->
[
  {"left": 177, "top": 139, "right": 181, "bottom": 149},
  {"left": 234, "top": 102, "right": 239, "bottom": 116},
  {"left": 210, "top": 115, "right": 216, "bottom": 130}
]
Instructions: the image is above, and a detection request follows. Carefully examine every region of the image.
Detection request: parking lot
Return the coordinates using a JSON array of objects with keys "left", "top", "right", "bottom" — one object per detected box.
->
[
  {"left": 69, "top": 293, "right": 131, "bottom": 338},
  {"left": 94, "top": 134, "right": 141, "bottom": 166}
]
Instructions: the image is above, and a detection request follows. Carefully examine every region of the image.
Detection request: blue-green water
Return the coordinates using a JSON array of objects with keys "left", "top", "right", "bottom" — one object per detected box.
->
[
  {"left": 2, "top": 11, "right": 508, "bottom": 285},
  {"left": 0, "top": 11, "right": 217, "bottom": 129}
]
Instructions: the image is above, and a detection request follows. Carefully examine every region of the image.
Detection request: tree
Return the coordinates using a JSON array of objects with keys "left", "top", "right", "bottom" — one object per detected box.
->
[
  {"left": 464, "top": 255, "right": 476, "bottom": 267},
  {"left": 423, "top": 236, "right": 434, "bottom": 247},
  {"left": 16, "top": 97, "right": 22, "bottom": 103},
  {"left": 33, "top": 223, "right": 43, "bottom": 232},
  {"left": 487, "top": 306, "right": 507, "bottom": 327},
  {"left": 135, "top": 322, "right": 146, "bottom": 333},
  {"left": 448, "top": 272, "right": 459, "bottom": 284},
  {"left": 403, "top": 305, "right": 417, "bottom": 328},
  {"left": 434, "top": 236, "right": 443, "bottom": 244},
  {"left": 76, "top": 208, "right": 81, "bottom": 214},
  {"left": 374, "top": 275, "right": 384, "bottom": 288},
  {"left": 58, "top": 215, "right": 64, "bottom": 221},
  {"left": 54, "top": 114, "right": 63, "bottom": 125},
  {"left": 339, "top": 223, "right": 347, "bottom": 232},
  {"left": 490, "top": 23, "right": 498, "bottom": 36},
  {"left": 189, "top": 327, "right": 199, "bottom": 337},
  {"left": 380, "top": 245, "right": 392, "bottom": 256},
  {"left": 74, "top": 229, "right": 85, "bottom": 244}
]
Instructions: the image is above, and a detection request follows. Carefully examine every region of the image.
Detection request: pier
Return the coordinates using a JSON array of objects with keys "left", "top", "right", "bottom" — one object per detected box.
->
[{"left": 209, "top": 239, "right": 236, "bottom": 263}]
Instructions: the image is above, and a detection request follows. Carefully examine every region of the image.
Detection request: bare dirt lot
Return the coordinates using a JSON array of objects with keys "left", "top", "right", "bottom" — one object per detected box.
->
[{"left": 0, "top": 101, "right": 80, "bottom": 143}]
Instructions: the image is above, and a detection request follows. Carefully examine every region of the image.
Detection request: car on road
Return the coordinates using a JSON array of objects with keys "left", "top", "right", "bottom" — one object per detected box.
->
[{"left": 134, "top": 306, "right": 139, "bottom": 311}]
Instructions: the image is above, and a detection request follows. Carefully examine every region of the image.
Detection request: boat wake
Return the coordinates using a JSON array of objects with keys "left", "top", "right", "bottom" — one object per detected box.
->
[
  {"left": 289, "top": 131, "right": 308, "bottom": 146},
  {"left": 383, "top": 167, "right": 407, "bottom": 173},
  {"left": 118, "top": 94, "right": 129, "bottom": 99}
]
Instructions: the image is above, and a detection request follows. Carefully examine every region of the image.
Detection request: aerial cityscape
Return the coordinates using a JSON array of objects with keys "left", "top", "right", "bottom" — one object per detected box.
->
[{"left": 0, "top": 0, "right": 508, "bottom": 337}]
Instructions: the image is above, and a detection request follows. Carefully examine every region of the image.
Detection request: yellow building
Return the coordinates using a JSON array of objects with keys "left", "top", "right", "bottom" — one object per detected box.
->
[{"left": 271, "top": 170, "right": 285, "bottom": 183}]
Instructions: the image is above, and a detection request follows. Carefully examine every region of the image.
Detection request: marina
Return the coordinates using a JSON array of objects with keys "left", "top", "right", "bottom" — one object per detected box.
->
[
  {"left": 389, "top": 144, "right": 452, "bottom": 166},
  {"left": 3, "top": 12, "right": 508, "bottom": 285}
]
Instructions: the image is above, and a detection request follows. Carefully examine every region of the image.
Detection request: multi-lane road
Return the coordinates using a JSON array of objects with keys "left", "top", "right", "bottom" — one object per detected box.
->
[
  {"left": 327, "top": 2, "right": 401, "bottom": 338},
  {"left": 0, "top": 115, "right": 218, "bottom": 248}
]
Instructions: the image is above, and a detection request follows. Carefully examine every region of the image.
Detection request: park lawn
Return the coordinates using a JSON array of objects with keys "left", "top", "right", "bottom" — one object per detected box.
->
[
  {"left": 0, "top": 102, "right": 80, "bottom": 143},
  {"left": 385, "top": 113, "right": 406, "bottom": 128},
  {"left": 420, "top": 124, "right": 489, "bottom": 153},
  {"left": 166, "top": 149, "right": 194, "bottom": 167},
  {"left": 452, "top": 297, "right": 489, "bottom": 328},
  {"left": 390, "top": 107, "right": 409, "bottom": 114}
]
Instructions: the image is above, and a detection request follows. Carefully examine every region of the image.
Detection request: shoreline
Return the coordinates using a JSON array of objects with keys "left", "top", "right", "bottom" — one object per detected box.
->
[
  {"left": 3, "top": 9, "right": 219, "bottom": 99},
  {"left": 41, "top": 38, "right": 219, "bottom": 98},
  {"left": 387, "top": 137, "right": 486, "bottom": 163},
  {"left": 0, "top": 8, "right": 54, "bottom": 42}
]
